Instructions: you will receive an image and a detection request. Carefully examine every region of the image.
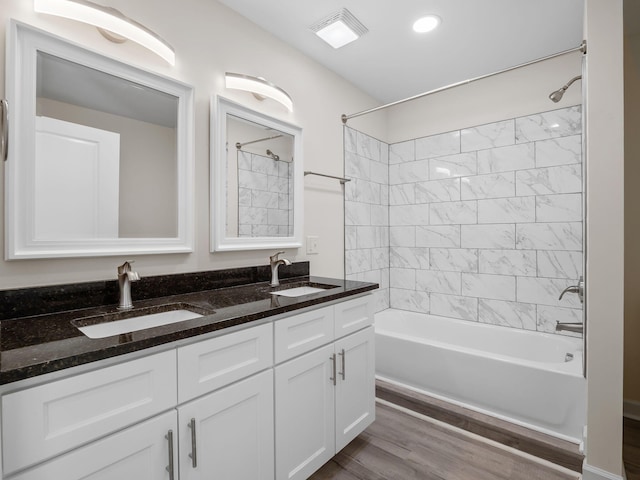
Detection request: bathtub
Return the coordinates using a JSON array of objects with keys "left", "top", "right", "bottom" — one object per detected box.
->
[{"left": 375, "top": 309, "right": 586, "bottom": 442}]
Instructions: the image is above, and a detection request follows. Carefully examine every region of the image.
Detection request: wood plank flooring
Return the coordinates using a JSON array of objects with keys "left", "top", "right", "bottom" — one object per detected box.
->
[
  {"left": 310, "top": 402, "right": 579, "bottom": 480},
  {"left": 625, "top": 417, "right": 640, "bottom": 480}
]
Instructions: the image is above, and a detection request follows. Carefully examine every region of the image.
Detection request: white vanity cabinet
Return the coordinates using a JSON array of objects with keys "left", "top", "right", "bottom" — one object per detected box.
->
[
  {"left": 274, "top": 296, "right": 375, "bottom": 480},
  {"left": 0, "top": 293, "right": 374, "bottom": 480}
]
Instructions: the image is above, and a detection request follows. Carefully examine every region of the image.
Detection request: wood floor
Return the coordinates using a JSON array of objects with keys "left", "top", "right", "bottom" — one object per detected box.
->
[
  {"left": 625, "top": 417, "right": 640, "bottom": 480},
  {"left": 310, "top": 401, "right": 579, "bottom": 480}
]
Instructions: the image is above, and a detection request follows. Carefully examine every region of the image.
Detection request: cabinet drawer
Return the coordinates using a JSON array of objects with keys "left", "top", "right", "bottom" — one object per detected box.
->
[
  {"left": 274, "top": 306, "right": 334, "bottom": 363},
  {"left": 177, "top": 322, "right": 273, "bottom": 403},
  {"left": 9, "top": 410, "right": 178, "bottom": 480},
  {"left": 2, "top": 350, "right": 177, "bottom": 475},
  {"left": 334, "top": 295, "right": 373, "bottom": 338}
]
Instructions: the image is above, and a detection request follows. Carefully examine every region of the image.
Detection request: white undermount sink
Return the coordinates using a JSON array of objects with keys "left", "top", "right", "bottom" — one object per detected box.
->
[
  {"left": 75, "top": 304, "right": 208, "bottom": 339},
  {"left": 271, "top": 286, "right": 327, "bottom": 297}
]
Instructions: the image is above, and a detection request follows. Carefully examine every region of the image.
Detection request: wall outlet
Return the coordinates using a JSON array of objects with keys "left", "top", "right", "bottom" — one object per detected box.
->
[{"left": 306, "top": 236, "right": 319, "bottom": 255}]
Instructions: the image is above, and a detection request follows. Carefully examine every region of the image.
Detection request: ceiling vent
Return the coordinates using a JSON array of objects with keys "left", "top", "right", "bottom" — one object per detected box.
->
[{"left": 309, "top": 8, "right": 368, "bottom": 49}]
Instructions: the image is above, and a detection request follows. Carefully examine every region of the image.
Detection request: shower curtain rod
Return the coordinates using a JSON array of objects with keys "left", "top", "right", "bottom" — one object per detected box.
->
[
  {"left": 341, "top": 41, "right": 586, "bottom": 124},
  {"left": 236, "top": 134, "right": 283, "bottom": 149}
]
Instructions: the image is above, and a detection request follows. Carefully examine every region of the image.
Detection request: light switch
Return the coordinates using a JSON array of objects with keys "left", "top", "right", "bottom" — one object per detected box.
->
[{"left": 306, "top": 236, "right": 319, "bottom": 254}]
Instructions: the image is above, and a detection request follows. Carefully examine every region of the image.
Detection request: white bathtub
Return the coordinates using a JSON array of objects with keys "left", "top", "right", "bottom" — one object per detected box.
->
[{"left": 375, "top": 309, "right": 586, "bottom": 442}]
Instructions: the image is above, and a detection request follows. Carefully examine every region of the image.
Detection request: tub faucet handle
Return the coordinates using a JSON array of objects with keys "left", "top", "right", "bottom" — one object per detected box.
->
[{"left": 558, "top": 276, "right": 584, "bottom": 303}]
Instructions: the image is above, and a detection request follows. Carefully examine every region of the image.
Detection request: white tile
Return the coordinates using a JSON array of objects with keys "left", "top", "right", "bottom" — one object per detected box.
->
[
  {"left": 460, "top": 172, "right": 515, "bottom": 200},
  {"left": 415, "top": 178, "right": 461, "bottom": 203},
  {"left": 461, "top": 224, "right": 515, "bottom": 249},
  {"left": 389, "top": 140, "right": 415, "bottom": 164},
  {"left": 390, "top": 288, "right": 430, "bottom": 313},
  {"left": 380, "top": 184, "right": 389, "bottom": 206},
  {"left": 252, "top": 155, "right": 279, "bottom": 176},
  {"left": 390, "top": 268, "right": 416, "bottom": 290},
  {"left": 478, "top": 250, "right": 537, "bottom": 276},
  {"left": 345, "top": 250, "right": 372, "bottom": 275},
  {"left": 430, "top": 248, "right": 478, "bottom": 273},
  {"left": 461, "top": 119, "right": 515, "bottom": 152},
  {"left": 268, "top": 176, "right": 288, "bottom": 194},
  {"left": 462, "top": 273, "right": 516, "bottom": 301},
  {"left": 430, "top": 201, "right": 477, "bottom": 225},
  {"left": 374, "top": 289, "right": 390, "bottom": 313},
  {"left": 378, "top": 267, "right": 390, "bottom": 289},
  {"left": 515, "top": 106, "right": 582, "bottom": 143},
  {"left": 390, "top": 184, "right": 415, "bottom": 205},
  {"left": 477, "top": 197, "right": 535, "bottom": 223},
  {"left": 345, "top": 151, "right": 370, "bottom": 181},
  {"left": 536, "top": 194, "right": 582, "bottom": 222},
  {"left": 380, "top": 143, "right": 390, "bottom": 165},
  {"left": 415, "top": 131, "right": 461, "bottom": 159},
  {"left": 477, "top": 143, "right": 535, "bottom": 174},
  {"left": 516, "top": 222, "right": 582, "bottom": 251},
  {"left": 390, "top": 205, "right": 429, "bottom": 226},
  {"left": 344, "top": 127, "right": 357, "bottom": 154},
  {"left": 252, "top": 191, "right": 279, "bottom": 209},
  {"left": 238, "top": 170, "right": 268, "bottom": 190},
  {"left": 537, "top": 304, "right": 583, "bottom": 333},
  {"left": 357, "top": 131, "right": 381, "bottom": 161},
  {"left": 353, "top": 179, "right": 382, "bottom": 204},
  {"left": 516, "top": 165, "right": 582, "bottom": 196},
  {"left": 517, "top": 277, "right": 582, "bottom": 308},
  {"left": 357, "top": 226, "right": 385, "bottom": 249},
  {"left": 416, "top": 270, "right": 461, "bottom": 295},
  {"left": 372, "top": 248, "right": 390, "bottom": 270},
  {"left": 430, "top": 152, "right": 477, "bottom": 179},
  {"left": 344, "top": 201, "right": 371, "bottom": 226},
  {"left": 345, "top": 226, "right": 357, "bottom": 251},
  {"left": 478, "top": 299, "right": 537, "bottom": 330},
  {"left": 268, "top": 209, "right": 288, "bottom": 226},
  {"left": 390, "top": 247, "right": 430, "bottom": 269},
  {"left": 238, "top": 187, "right": 252, "bottom": 207},
  {"left": 370, "top": 161, "right": 388, "bottom": 185},
  {"left": 238, "top": 206, "right": 268, "bottom": 225},
  {"left": 371, "top": 204, "right": 389, "bottom": 226},
  {"left": 535, "top": 135, "right": 582, "bottom": 167},
  {"left": 430, "top": 294, "right": 478, "bottom": 321},
  {"left": 389, "top": 160, "right": 429, "bottom": 184},
  {"left": 537, "top": 251, "right": 583, "bottom": 279},
  {"left": 390, "top": 226, "right": 416, "bottom": 247},
  {"left": 237, "top": 151, "right": 252, "bottom": 170},
  {"left": 416, "top": 225, "right": 461, "bottom": 248}
]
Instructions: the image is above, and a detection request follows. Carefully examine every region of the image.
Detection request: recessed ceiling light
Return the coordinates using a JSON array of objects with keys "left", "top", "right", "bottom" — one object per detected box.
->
[
  {"left": 310, "top": 8, "right": 368, "bottom": 49},
  {"left": 413, "top": 15, "right": 441, "bottom": 34}
]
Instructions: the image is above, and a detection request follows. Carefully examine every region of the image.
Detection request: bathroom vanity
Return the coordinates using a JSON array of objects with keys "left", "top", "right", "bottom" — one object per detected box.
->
[{"left": 0, "top": 265, "right": 377, "bottom": 480}]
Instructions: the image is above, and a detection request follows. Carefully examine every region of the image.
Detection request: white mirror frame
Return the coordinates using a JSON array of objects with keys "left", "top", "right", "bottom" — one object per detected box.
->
[
  {"left": 211, "top": 96, "right": 303, "bottom": 251},
  {"left": 5, "top": 20, "right": 195, "bottom": 259}
]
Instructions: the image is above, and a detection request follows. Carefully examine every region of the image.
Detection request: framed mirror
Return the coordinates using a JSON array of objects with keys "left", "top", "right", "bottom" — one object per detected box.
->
[
  {"left": 211, "top": 96, "right": 303, "bottom": 251},
  {"left": 5, "top": 21, "right": 194, "bottom": 259}
]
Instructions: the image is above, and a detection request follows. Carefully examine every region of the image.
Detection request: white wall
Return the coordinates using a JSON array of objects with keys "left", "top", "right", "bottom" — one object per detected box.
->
[
  {"left": 0, "top": 0, "right": 386, "bottom": 289},
  {"left": 583, "top": 0, "right": 625, "bottom": 478}
]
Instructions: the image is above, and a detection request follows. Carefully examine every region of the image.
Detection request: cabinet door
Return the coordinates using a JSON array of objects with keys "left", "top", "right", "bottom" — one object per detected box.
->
[
  {"left": 275, "top": 344, "right": 335, "bottom": 480},
  {"left": 178, "top": 369, "right": 274, "bottom": 480},
  {"left": 334, "top": 326, "right": 376, "bottom": 452},
  {"left": 10, "top": 410, "right": 178, "bottom": 480}
]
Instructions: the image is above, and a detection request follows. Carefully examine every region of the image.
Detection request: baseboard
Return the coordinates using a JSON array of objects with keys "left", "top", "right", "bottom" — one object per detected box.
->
[
  {"left": 582, "top": 463, "right": 624, "bottom": 480},
  {"left": 623, "top": 399, "right": 640, "bottom": 421}
]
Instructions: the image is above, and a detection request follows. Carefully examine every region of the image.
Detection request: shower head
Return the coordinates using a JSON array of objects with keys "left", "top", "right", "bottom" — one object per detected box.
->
[
  {"left": 266, "top": 149, "right": 280, "bottom": 161},
  {"left": 549, "top": 75, "right": 582, "bottom": 103}
]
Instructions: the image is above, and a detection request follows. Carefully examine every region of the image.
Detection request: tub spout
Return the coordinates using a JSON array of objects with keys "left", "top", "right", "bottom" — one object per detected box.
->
[{"left": 555, "top": 322, "right": 583, "bottom": 334}]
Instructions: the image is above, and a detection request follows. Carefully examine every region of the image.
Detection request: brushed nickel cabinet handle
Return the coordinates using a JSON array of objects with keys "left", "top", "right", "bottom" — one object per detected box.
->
[
  {"left": 165, "top": 430, "right": 175, "bottom": 480},
  {"left": 188, "top": 417, "right": 198, "bottom": 468},
  {"left": 330, "top": 354, "right": 337, "bottom": 386},
  {"left": 339, "top": 348, "right": 346, "bottom": 381},
  {"left": 1, "top": 99, "right": 8, "bottom": 162}
]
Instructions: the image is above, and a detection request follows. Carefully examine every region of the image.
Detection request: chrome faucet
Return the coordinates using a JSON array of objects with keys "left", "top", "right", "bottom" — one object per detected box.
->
[
  {"left": 269, "top": 251, "right": 291, "bottom": 287},
  {"left": 558, "top": 276, "right": 584, "bottom": 303},
  {"left": 117, "top": 261, "right": 140, "bottom": 310},
  {"left": 556, "top": 322, "right": 584, "bottom": 334}
]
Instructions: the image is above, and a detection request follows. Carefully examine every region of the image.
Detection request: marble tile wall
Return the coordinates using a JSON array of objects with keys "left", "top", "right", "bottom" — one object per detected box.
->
[
  {"left": 388, "top": 106, "right": 583, "bottom": 334},
  {"left": 344, "top": 106, "right": 583, "bottom": 334},
  {"left": 344, "top": 128, "right": 390, "bottom": 313},
  {"left": 237, "top": 151, "right": 293, "bottom": 237}
]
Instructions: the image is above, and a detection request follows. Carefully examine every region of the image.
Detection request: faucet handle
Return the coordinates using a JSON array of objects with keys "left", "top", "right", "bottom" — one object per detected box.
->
[
  {"left": 270, "top": 251, "right": 285, "bottom": 262},
  {"left": 558, "top": 276, "right": 584, "bottom": 303}
]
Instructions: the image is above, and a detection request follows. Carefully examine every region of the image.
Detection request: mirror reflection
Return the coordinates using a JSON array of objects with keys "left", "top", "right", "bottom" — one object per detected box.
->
[
  {"left": 35, "top": 52, "right": 179, "bottom": 240},
  {"left": 225, "top": 114, "right": 295, "bottom": 238}
]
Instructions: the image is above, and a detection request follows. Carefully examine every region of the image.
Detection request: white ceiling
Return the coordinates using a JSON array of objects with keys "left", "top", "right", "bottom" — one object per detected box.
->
[{"left": 219, "top": 0, "right": 585, "bottom": 104}]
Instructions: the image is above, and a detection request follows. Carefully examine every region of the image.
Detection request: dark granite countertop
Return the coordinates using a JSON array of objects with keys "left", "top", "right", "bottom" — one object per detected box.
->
[{"left": 0, "top": 274, "right": 377, "bottom": 385}]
